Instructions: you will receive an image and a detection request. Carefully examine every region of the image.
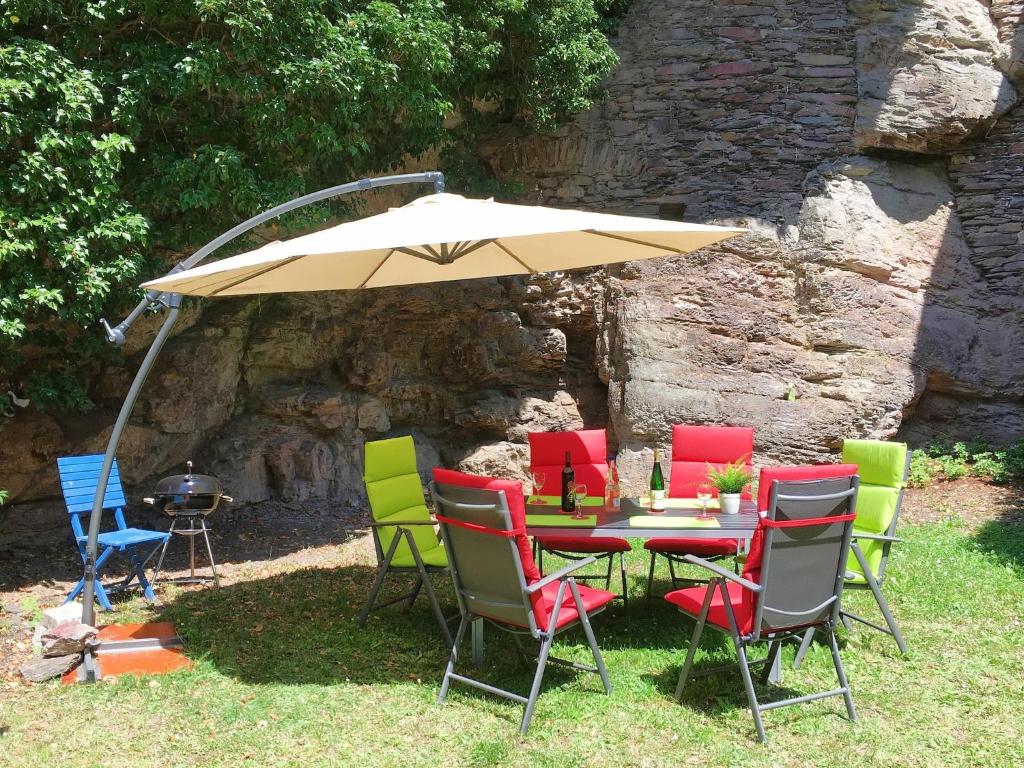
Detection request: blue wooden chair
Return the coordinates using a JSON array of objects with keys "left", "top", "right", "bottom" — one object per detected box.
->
[{"left": 58, "top": 454, "right": 170, "bottom": 610}]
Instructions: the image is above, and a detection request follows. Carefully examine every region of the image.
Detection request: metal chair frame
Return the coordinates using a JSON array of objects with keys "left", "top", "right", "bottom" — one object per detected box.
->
[
  {"left": 357, "top": 519, "right": 452, "bottom": 647},
  {"left": 794, "top": 451, "right": 911, "bottom": 666},
  {"left": 644, "top": 545, "right": 739, "bottom": 598},
  {"left": 432, "top": 482, "right": 612, "bottom": 735},
  {"left": 535, "top": 541, "right": 629, "bottom": 606},
  {"left": 673, "top": 477, "right": 860, "bottom": 743}
]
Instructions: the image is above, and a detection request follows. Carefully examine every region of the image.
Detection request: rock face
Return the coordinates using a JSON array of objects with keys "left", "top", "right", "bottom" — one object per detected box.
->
[{"left": 2, "top": 0, "right": 1022, "bottom": 535}]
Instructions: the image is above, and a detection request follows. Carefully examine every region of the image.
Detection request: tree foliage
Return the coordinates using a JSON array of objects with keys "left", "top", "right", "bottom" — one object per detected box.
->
[{"left": 0, "top": 1, "right": 620, "bottom": 409}]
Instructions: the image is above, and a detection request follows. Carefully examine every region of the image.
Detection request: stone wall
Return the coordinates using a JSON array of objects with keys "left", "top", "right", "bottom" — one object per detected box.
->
[{"left": 2, "top": 0, "right": 1022, "bottom": 535}]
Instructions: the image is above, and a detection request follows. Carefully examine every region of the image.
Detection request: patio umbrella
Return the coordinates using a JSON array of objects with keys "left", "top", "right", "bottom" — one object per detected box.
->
[{"left": 141, "top": 192, "right": 744, "bottom": 296}]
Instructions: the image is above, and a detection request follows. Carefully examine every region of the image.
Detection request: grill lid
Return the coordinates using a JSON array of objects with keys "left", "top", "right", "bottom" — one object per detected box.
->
[{"left": 154, "top": 460, "right": 222, "bottom": 496}]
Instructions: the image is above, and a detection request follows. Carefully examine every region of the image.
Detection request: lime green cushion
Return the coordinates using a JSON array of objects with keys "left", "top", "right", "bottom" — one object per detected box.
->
[
  {"left": 842, "top": 439, "right": 907, "bottom": 488},
  {"left": 846, "top": 484, "right": 899, "bottom": 579},
  {"left": 364, "top": 436, "right": 446, "bottom": 568}
]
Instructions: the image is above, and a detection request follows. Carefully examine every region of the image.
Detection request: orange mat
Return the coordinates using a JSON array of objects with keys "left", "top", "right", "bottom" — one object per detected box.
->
[{"left": 62, "top": 622, "right": 193, "bottom": 684}]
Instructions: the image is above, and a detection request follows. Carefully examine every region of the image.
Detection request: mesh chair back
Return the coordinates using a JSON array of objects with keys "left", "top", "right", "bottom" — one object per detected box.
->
[
  {"left": 669, "top": 425, "right": 753, "bottom": 499},
  {"left": 754, "top": 476, "right": 858, "bottom": 635},
  {"left": 841, "top": 439, "right": 909, "bottom": 583},
  {"left": 432, "top": 483, "right": 536, "bottom": 632},
  {"left": 363, "top": 436, "right": 436, "bottom": 561},
  {"left": 529, "top": 429, "right": 608, "bottom": 496}
]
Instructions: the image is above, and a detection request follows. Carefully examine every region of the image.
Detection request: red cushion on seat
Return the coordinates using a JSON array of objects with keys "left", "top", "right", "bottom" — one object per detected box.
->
[
  {"left": 743, "top": 463, "right": 859, "bottom": 585},
  {"left": 529, "top": 429, "right": 608, "bottom": 497},
  {"left": 536, "top": 535, "right": 631, "bottom": 553},
  {"left": 669, "top": 425, "right": 754, "bottom": 500},
  {"left": 432, "top": 467, "right": 541, "bottom": 583},
  {"left": 665, "top": 581, "right": 755, "bottom": 635},
  {"left": 535, "top": 580, "right": 615, "bottom": 632},
  {"left": 644, "top": 537, "right": 739, "bottom": 556}
]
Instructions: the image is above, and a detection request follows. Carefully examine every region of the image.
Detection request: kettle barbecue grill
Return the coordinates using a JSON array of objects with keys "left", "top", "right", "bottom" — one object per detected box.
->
[{"left": 146, "top": 461, "right": 231, "bottom": 587}]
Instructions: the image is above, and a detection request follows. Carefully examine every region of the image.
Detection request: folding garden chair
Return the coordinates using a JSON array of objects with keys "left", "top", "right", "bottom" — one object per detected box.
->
[
  {"left": 431, "top": 468, "right": 613, "bottom": 735},
  {"left": 529, "top": 428, "right": 629, "bottom": 603},
  {"left": 794, "top": 439, "right": 910, "bottom": 666},
  {"left": 58, "top": 454, "right": 170, "bottom": 610},
  {"left": 645, "top": 425, "right": 754, "bottom": 596},
  {"left": 356, "top": 436, "right": 451, "bottom": 646},
  {"left": 667, "top": 471, "right": 859, "bottom": 743}
]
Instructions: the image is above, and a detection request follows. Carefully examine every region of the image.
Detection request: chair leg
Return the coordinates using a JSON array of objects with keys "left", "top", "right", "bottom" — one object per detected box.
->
[
  {"left": 404, "top": 576, "right": 424, "bottom": 610},
  {"left": 759, "top": 636, "right": 783, "bottom": 686},
  {"left": 199, "top": 518, "right": 221, "bottom": 588},
  {"left": 603, "top": 552, "right": 613, "bottom": 592},
  {"left": 569, "top": 580, "right": 612, "bottom": 694},
  {"left": 735, "top": 639, "right": 768, "bottom": 744},
  {"left": 437, "top": 615, "right": 470, "bottom": 705},
  {"left": 865, "top": 580, "right": 907, "bottom": 654},
  {"left": 405, "top": 529, "right": 453, "bottom": 647},
  {"left": 93, "top": 579, "right": 114, "bottom": 612},
  {"left": 125, "top": 545, "right": 159, "bottom": 602},
  {"left": 645, "top": 551, "right": 657, "bottom": 599},
  {"left": 675, "top": 584, "right": 714, "bottom": 701},
  {"left": 357, "top": 532, "right": 402, "bottom": 628},
  {"left": 825, "top": 626, "right": 857, "bottom": 722},
  {"left": 668, "top": 556, "right": 678, "bottom": 590},
  {"left": 537, "top": 545, "right": 544, "bottom": 575},
  {"left": 619, "top": 551, "right": 628, "bottom": 607},
  {"left": 793, "top": 627, "right": 815, "bottom": 670},
  {"left": 521, "top": 633, "right": 555, "bottom": 735}
]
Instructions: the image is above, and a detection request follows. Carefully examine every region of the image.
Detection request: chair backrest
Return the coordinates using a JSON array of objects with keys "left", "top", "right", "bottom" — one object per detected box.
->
[
  {"left": 528, "top": 429, "right": 608, "bottom": 497},
  {"left": 841, "top": 439, "right": 910, "bottom": 583},
  {"left": 669, "top": 425, "right": 754, "bottom": 499},
  {"left": 431, "top": 479, "right": 540, "bottom": 634},
  {"left": 748, "top": 474, "right": 859, "bottom": 638},
  {"left": 57, "top": 454, "right": 129, "bottom": 539},
  {"left": 363, "top": 436, "right": 434, "bottom": 560}
]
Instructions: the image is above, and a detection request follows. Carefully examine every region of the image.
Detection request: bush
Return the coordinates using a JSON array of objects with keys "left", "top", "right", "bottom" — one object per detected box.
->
[
  {"left": 910, "top": 439, "right": 1024, "bottom": 487},
  {"left": 908, "top": 449, "right": 934, "bottom": 488},
  {"left": 1, "top": 1, "right": 622, "bottom": 409}
]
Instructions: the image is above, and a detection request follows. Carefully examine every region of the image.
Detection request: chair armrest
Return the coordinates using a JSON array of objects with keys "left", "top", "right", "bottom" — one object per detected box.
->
[
  {"left": 682, "top": 554, "right": 762, "bottom": 593},
  {"left": 525, "top": 557, "right": 598, "bottom": 593},
  {"left": 367, "top": 519, "right": 437, "bottom": 527},
  {"left": 851, "top": 532, "right": 901, "bottom": 543}
]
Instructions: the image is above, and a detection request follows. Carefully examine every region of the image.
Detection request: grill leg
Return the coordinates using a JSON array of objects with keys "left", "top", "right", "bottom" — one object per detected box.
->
[
  {"left": 152, "top": 519, "right": 177, "bottom": 588},
  {"left": 199, "top": 518, "right": 221, "bottom": 588},
  {"left": 188, "top": 518, "right": 197, "bottom": 580}
]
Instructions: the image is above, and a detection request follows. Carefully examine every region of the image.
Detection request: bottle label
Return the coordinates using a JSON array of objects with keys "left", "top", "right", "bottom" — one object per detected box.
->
[{"left": 651, "top": 489, "right": 666, "bottom": 511}]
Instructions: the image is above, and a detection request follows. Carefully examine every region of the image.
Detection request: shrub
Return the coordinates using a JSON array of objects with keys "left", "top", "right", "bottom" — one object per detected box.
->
[{"left": 908, "top": 449, "right": 934, "bottom": 488}]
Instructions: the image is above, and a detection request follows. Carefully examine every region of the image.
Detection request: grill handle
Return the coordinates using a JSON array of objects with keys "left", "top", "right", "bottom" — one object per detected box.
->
[
  {"left": 143, "top": 497, "right": 156, "bottom": 505},
  {"left": 220, "top": 495, "right": 234, "bottom": 503}
]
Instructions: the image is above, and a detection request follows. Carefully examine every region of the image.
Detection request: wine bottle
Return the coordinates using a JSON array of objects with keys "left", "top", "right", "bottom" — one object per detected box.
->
[
  {"left": 605, "top": 456, "right": 621, "bottom": 512},
  {"left": 561, "top": 450, "right": 576, "bottom": 513},
  {"left": 650, "top": 448, "right": 666, "bottom": 511}
]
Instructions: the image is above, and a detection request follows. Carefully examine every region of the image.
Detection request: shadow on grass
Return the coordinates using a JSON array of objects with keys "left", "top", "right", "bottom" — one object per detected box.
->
[{"left": 971, "top": 486, "right": 1024, "bottom": 572}]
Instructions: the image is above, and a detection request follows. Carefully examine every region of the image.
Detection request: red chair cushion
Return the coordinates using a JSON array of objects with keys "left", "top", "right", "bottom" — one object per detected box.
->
[
  {"left": 432, "top": 468, "right": 541, "bottom": 583},
  {"left": 669, "top": 425, "right": 754, "bottom": 499},
  {"left": 529, "top": 429, "right": 608, "bottom": 497},
  {"left": 644, "top": 537, "right": 739, "bottom": 557},
  {"left": 535, "top": 535, "right": 631, "bottom": 554},
  {"left": 535, "top": 581, "right": 615, "bottom": 632},
  {"left": 743, "top": 463, "right": 859, "bottom": 584},
  {"left": 665, "top": 581, "right": 754, "bottom": 635}
]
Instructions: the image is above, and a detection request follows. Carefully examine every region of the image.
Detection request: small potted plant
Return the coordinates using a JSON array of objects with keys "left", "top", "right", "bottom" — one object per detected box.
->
[{"left": 706, "top": 460, "right": 752, "bottom": 515}]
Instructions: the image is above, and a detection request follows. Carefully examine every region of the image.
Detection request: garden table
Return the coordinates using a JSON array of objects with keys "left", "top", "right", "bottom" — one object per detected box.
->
[{"left": 469, "top": 498, "right": 761, "bottom": 668}]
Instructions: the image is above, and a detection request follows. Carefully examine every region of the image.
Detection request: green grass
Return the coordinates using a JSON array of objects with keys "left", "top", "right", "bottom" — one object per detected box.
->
[{"left": 3, "top": 516, "right": 1022, "bottom": 767}]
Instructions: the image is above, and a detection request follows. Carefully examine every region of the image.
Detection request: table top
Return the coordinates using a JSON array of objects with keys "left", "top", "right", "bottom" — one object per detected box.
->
[{"left": 524, "top": 497, "right": 759, "bottom": 539}]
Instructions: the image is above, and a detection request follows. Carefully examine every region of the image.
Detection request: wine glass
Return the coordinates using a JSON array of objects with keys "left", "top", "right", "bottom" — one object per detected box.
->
[
  {"left": 530, "top": 471, "right": 547, "bottom": 503},
  {"left": 696, "top": 482, "right": 714, "bottom": 520},
  {"left": 572, "top": 482, "right": 588, "bottom": 519}
]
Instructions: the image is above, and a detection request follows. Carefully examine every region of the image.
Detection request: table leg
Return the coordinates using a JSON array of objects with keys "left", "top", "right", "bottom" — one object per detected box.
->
[{"left": 472, "top": 618, "right": 484, "bottom": 667}]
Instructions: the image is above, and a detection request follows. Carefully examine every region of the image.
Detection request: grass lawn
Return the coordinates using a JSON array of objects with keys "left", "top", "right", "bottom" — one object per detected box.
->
[{"left": 2, "top": 511, "right": 1022, "bottom": 767}]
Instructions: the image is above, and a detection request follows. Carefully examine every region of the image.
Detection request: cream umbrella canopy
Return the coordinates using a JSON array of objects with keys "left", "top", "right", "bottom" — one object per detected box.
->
[{"left": 142, "top": 192, "right": 744, "bottom": 296}]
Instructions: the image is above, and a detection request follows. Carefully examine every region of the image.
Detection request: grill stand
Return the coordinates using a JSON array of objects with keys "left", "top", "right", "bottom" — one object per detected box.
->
[{"left": 152, "top": 517, "right": 221, "bottom": 588}]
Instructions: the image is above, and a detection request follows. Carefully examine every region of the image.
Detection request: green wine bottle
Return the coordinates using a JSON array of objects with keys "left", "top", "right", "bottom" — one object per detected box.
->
[{"left": 650, "top": 448, "right": 666, "bottom": 510}]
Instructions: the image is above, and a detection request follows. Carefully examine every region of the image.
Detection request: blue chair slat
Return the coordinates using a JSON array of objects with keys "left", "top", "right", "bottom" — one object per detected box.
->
[{"left": 57, "top": 453, "right": 169, "bottom": 610}]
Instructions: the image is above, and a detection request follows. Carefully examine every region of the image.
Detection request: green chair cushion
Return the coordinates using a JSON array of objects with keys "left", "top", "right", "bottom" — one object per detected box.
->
[
  {"left": 364, "top": 436, "right": 419, "bottom": 483},
  {"left": 842, "top": 439, "right": 907, "bottom": 488},
  {"left": 852, "top": 483, "right": 900, "bottom": 535},
  {"left": 846, "top": 522, "right": 889, "bottom": 582},
  {"left": 366, "top": 474, "right": 428, "bottom": 521}
]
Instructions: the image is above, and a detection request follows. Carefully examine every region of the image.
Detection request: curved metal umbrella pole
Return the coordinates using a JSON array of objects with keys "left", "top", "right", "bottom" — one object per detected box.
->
[{"left": 80, "top": 172, "right": 446, "bottom": 658}]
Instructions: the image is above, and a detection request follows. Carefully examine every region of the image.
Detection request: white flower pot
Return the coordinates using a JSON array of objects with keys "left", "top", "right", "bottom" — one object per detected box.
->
[{"left": 720, "top": 493, "right": 741, "bottom": 515}]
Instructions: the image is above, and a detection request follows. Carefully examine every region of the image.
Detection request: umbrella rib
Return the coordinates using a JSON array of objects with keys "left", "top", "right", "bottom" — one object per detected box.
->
[
  {"left": 208, "top": 255, "right": 305, "bottom": 297},
  {"left": 581, "top": 229, "right": 686, "bottom": 253},
  {"left": 493, "top": 240, "right": 538, "bottom": 274},
  {"left": 450, "top": 238, "right": 496, "bottom": 261},
  {"left": 357, "top": 249, "right": 396, "bottom": 289},
  {"left": 394, "top": 246, "right": 442, "bottom": 264}
]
